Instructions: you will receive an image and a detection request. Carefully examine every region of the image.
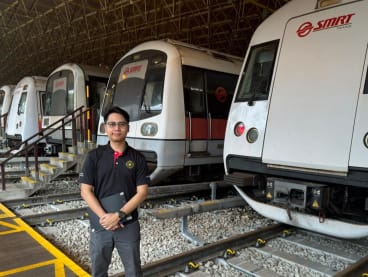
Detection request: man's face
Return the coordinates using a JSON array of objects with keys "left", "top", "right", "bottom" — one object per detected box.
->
[{"left": 104, "top": 112, "right": 129, "bottom": 143}]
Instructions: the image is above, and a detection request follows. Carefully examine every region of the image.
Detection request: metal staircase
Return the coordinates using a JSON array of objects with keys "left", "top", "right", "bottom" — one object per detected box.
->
[{"left": 0, "top": 106, "right": 97, "bottom": 200}]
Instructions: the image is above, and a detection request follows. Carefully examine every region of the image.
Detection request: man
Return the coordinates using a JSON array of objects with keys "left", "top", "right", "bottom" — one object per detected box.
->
[{"left": 80, "top": 106, "right": 149, "bottom": 277}]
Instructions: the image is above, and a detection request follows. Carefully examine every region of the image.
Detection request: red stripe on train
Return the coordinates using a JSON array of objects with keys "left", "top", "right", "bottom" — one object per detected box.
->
[{"left": 185, "top": 117, "right": 227, "bottom": 140}]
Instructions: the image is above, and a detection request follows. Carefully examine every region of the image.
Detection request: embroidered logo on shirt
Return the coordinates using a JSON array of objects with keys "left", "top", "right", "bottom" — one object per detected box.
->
[{"left": 126, "top": 160, "right": 134, "bottom": 169}]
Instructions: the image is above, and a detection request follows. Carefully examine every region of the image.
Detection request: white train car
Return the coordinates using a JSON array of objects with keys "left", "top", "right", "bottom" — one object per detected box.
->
[
  {"left": 224, "top": 0, "right": 368, "bottom": 238},
  {"left": 97, "top": 39, "right": 243, "bottom": 184},
  {"left": 42, "top": 63, "right": 109, "bottom": 154},
  {"left": 0, "top": 85, "right": 15, "bottom": 136},
  {"left": 0, "top": 85, "right": 15, "bottom": 117},
  {"left": 6, "top": 76, "right": 46, "bottom": 149}
]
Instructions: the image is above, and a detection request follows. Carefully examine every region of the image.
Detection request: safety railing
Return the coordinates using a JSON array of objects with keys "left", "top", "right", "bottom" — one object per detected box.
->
[{"left": 0, "top": 105, "right": 97, "bottom": 191}]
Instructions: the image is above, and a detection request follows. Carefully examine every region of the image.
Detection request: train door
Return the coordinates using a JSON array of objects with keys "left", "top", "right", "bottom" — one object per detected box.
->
[
  {"left": 183, "top": 67, "right": 208, "bottom": 154},
  {"left": 0, "top": 88, "right": 9, "bottom": 116},
  {"left": 206, "top": 71, "right": 237, "bottom": 142},
  {"left": 262, "top": 6, "right": 365, "bottom": 172},
  {"left": 0, "top": 86, "right": 14, "bottom": 136},
  {"left": 0, "top": 89, "right": 5, "bottom": 115},
  {"left": 349, "top": 45, "right": 368, "bottom": 169},
  {"left": 85, "top": 77, "right": 108, "bottom": 141},
  {"left": 6, "top": 86, "right": 30, "bottom": 145},
  {"left": 183, "top": 67, "right": 238, "bottom": 155}
]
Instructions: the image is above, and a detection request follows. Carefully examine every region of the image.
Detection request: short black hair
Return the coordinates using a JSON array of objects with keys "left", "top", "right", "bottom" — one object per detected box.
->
[{"left": 104, "top": 106, "right": 130, "bottom": 123}]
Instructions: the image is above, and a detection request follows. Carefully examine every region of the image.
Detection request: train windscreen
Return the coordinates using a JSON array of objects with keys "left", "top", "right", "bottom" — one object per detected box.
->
[
  {"left": 235, "top": 40, "right": 278, "bottom": 102},
  {"left": 44, "top": 70, "right": 74, "bottom": 115},
  {"left": 101, "top": 50, "right": 167, "bottom": 122}
]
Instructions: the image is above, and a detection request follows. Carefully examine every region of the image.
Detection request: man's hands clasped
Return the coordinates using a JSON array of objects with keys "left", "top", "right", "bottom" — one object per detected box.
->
[{"left": 99, "top": 212, "right": 124, "bottom": 231}]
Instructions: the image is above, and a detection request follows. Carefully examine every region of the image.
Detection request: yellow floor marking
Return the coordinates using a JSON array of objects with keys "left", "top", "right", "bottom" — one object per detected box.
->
[
  {"left": 7, "top": 218, "right": 90, "bottom": 276},
  {"left": 0, "top": 219, "right": 23, "bottom": 233},
  {"left": 0, "top": 203, "right": 16, "bottom": 218},
  {"left": 0, "top": 259, "right": 57, "bottom": 276},
  {"left": 0, "top": 204, "right": 22, "bottom": 235},
  {"left": 15, "top": 218, "right": 90, "bottom": 276},
  {"left": 54, "top": 260, "right": 66, "bottom": 277},
  {"left": 0, "top": 203, "right": 90, "bottom": 276}
]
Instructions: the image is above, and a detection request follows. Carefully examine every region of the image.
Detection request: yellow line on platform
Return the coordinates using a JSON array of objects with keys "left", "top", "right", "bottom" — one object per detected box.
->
[
  {"left": 0, "top": 219, "right": 22, "bottom": 231},
  {"left": 0, "top": 203, "right": 16, "bottom": 218},
  {"left": 13, "top": 218, "right": 90, "bottom": 276},
  {"left": 0, "top": 259, "right": 57, "bottom": 276}
]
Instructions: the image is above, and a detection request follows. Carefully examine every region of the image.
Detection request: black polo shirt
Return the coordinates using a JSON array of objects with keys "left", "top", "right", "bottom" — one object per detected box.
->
[{"left": 79, "top": 142, "right": 150, "bottom": 221}]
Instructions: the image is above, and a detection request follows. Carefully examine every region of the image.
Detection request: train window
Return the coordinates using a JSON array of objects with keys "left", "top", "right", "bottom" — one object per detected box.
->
[
  {"left": 183, "top": 66, "right": 205, "bottom": 116},
  {"left": 206, "top": 71, "right": 237, "bottom": 119},
  {"left": 363, "top": 69, "right": 368, "bottom": 94},
  {"left": 17, "top": 92, "right": 27, "bottom": 115},
  {"left": 141, "top": 81, "right": 163, "bottom": 111},
  {"left": 141, "top": 68, "right": 164, "bottom": 112},
  {"left": 44, "top": 70, "right": 74, "bottom": 116},
  {"left": 235, "top": 40, "right": 278, "bottom": 102},
  {"left": 0, "top": 90, "right": 4, "bottom": 112},
  {"left": 88, "top": 79, "right": 108, "bottom": 109},
  {"left": 100, "top": 50, "right": 167, "bottom": 121}
]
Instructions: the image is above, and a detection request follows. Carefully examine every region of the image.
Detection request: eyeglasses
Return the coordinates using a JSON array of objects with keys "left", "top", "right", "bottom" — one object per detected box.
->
[{"left": 105, "top": 121, "right": 129, "bottom": 128}]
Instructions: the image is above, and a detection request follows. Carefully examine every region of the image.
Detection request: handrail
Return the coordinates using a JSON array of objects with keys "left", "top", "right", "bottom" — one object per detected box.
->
[{"left": 0, "top": 105, "right": 96, "bottom": 190}]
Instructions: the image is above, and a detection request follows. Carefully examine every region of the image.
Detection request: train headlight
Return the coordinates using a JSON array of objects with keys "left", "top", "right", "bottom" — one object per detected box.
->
[
  {"left": 234, "top": 122, "right": 245, "bottom": 136},
  {"left": 246, "top": 128, "right": 259, "bottom": 143},
  {"left": 141, "top": 123, "right": 158, "bottom": 136},
  {"left": 364, "top": 132, "right": 368, "bottom": 148}
]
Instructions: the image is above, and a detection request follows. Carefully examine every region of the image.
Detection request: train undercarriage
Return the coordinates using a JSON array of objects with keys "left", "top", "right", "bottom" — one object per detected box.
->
[{"left": 226, "top": 171, "right": 368, "bottom": 238}]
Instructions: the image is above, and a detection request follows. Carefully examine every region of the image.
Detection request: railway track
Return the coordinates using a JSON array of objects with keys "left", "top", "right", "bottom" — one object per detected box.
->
[
  {"left": 3, "top": 180, "right": 233, "bottom": 210},
  {"left": 112, "top": 223, "right": 287, "bottom": 277},
  {"left": 107, "top": 224, "right": 368, "bottom": 277},
  {"left": 3, "top": 181, "right": 239, "bottom": 226},
  {"left": 237, "top": 229, "right": 368, "bottom": 277},
  {"left": 110, "top": 225, "right": 368, "bottom": 277},
  {"left": 3, "top": 180, "right": 367, "bottom": 277}
]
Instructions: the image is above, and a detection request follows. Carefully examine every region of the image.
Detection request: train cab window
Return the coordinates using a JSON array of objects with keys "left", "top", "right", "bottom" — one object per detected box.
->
[
  {"left": 183, "top": 66, "right": 205, "bottom": 116},
  {"left": 236, "top": 40, "right": 278, "bottom": 102},
  {"left": 17, "top": 92, "right": 27, "bottom": 115},
  {"left": 141, "top": 67, "right": 165, "bottom": 113},
  {"left": 206, "top": 71, "right": 237, "bottom": 119},
  {"left": 363, "top": 69, "right": 368, "bottom": 94},
  {"left": 44, "top": 70, "right": 74, "bottom": 116},
  {"left": 142, "top": 81, "right": 163, "bottom": 111},
  {"left": 0, "top": 90, "right": 4, "bottom": 112},
  {"left": 101, "top": 50, "right": 167, "bottom": 121},
  {"left": 67, "top": 88, "right": 74, "bottom": 113}
]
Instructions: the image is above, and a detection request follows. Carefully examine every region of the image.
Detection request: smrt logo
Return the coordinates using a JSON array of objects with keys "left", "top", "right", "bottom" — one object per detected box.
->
[
  {"left": 123, "top": 65, "right": 142, "bottom": 75},
  {"left": 296, "top": 13, "right": 355, "bottom": 38}
]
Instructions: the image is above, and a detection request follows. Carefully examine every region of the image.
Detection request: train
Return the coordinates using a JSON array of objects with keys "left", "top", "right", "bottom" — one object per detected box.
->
[
  {"left": 41, "top": 63, "right": 109, "bottom": 154},
  {"left": 224, "top": 0, "right": 368, "bottom": 238},
  {"left": 5, "top": 76, "right": 47, "bottom": 150},
  {"left": 0, "top": 85, "right": 15, "bottom": 118},
  {"left": 0, "top": 85, "right": 15, "bottom": 137},
  {"left": 97, "top": 39, "right": 243, "bottom": 185}
]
